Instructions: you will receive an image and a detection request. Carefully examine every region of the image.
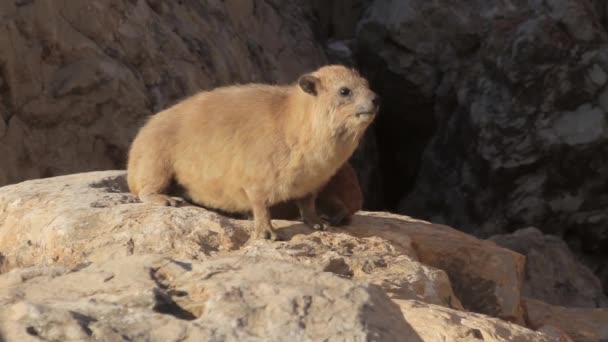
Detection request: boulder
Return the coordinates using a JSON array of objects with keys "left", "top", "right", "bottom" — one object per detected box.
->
[
  {"left": 394, "top": 299, "right": 554, "bottom": 342},
  {"left": 525, "top": 298, "right": 608, "bottom": 342},
  {"left": 346, "top": 212, "right": 526, "bottom": 323},
  {"left": 0, "top": 171, "right": 524, "bottom": 322},
  {"left": 490, "top": 227, "right": 608, "bottom": 308},
  {"left": 0, "top": 254, "right": 412, "bottom": 341},
  {"left": 0, "top": 170, "right": 565, "bottom": 341},
  {"left": 235, "top": 232, "right": 463, "bottom": 310}
]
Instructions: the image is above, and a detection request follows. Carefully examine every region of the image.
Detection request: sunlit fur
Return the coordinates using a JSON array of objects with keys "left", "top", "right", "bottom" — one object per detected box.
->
[{"left": 127, "top": 65, "right": 376, "bottom": 235}]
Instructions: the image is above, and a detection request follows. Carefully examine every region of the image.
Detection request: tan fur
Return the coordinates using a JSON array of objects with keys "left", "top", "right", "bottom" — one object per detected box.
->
[
  {"left": 127, "top": 65, "right": 377, "bottom": 240},
  {"left": 271, "top": 162, "right": 363, "bottom": 225}
]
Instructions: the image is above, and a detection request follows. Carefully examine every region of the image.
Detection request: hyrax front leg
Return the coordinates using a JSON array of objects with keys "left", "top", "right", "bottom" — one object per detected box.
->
[
  {"left": 297, "top": 193, "right": 327, "bottom": 231},
  {"left": 245, "top": 189, "right": 278, "bottom": 241}
]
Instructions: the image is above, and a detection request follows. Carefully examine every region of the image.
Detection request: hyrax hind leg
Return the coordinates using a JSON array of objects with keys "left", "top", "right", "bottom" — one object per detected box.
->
[
  {"left": 140, "top": 190, "right": 182, "bottom": 207},
  {"left": 128, "top": 153, "right": 182, "bottom": 207},
  {"left": 245, "top": 188, "right": 278, "bottom": 241},
  {"left": 297, "top": 193, "right": 327, "bottom": 231}
]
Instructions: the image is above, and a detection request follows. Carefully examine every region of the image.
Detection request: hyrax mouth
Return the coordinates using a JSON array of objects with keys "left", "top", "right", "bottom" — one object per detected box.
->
[{"left": 355, "top": 111, "right": 376, "bottom": 119}]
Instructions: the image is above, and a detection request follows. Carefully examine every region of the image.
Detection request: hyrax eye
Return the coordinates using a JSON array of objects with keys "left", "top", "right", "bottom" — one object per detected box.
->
[{"left": 339, "top": 87, "right": 351, "bottom": 97}]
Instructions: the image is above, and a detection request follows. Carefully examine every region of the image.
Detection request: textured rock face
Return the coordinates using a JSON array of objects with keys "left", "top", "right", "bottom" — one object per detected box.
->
[
  {"left": 0, "top": 0, "right": 326, "bottom": 187},
  {"left": 346, "top": 212, "right": 526, "bottom": 323},
  {"left": 525, "top": 298, "right": 608, "bottom": 342},
  {"left": 0, "top": 171, "right": 561, "bottom": 341},
  {"left": 0, "top": 255, "right": 412, "bottom": 341},
  {"left": 394, "top": 299, "right": 552, "bottom": 342},
  {"left": 235, "top": 232, "right": 464, "bottom": 310},
  {"left": 356, "top": 0, "right": 608, "bottom": 291},
  {"left": 490, "top": 227, "right": 608, "bottom": 308},
  {"left": 0, "top": 171, "right": 520, "bottom": 319}
]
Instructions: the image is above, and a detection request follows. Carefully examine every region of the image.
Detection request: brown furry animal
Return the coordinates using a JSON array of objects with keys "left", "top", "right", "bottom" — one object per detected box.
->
[
  {"left": 127, "top": 65, "right": 378, "bottom": 240},
  {"left": 271, "top": 162, "right": 363, "bottom": 225}
]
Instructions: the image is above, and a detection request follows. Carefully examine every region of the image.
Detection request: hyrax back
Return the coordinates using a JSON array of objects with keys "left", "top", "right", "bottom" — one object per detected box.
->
[{"left": 127, "top": 65, "right": 378, "bottom": 240}]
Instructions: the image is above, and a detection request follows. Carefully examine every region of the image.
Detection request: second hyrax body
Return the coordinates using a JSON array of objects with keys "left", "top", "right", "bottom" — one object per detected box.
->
[
  {"left": 127, "top": 65, "right": 378, "bottom": 240},
  {"left": 271, "top": 162, "right": 363, "bottom": 226}
]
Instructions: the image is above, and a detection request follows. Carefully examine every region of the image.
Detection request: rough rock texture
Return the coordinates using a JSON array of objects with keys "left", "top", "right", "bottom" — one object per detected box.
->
[
  {"left": 347, "top": 212, "right": 526, "bottom": 323},
  {"left": 490, "top": 227, "right": 608, "bottom": 308},
  {"left": 235, "top": 232, "right": 463, "bottom": 310},
  {"left": 0, "top": 256, "right": 555, "bottom": 342},
  {"left": 355, "top": 0, "right": 608, "bottom": 289},
  {"left": 536, "top": 326, "right": 575, "bottom": 342},
  {"left": 394, "top": 299, "right": 553, "bottom": 342},
  {"left": 0, "top": 171, "right": 552, "bottom": 340},
  {"left": 0, "top": 171, "right": 524, "bottom": 320},
  {"left": 0, "top": 255, "right": 412, "bottom": 341},
  {"left": 0, "top": 0, "right": 326, "bottom": 187},
  {"left": 525, "top": 298, "right": 608, "bottom": 342}
]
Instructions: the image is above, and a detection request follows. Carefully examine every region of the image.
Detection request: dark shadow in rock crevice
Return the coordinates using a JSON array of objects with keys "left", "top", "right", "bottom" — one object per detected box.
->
[
  {"left": 89, "top": 173, "right": 130, "bottom": 193},
  {"left": 149, "top": 268, "right": 197, "bottom": 321},
  {"left": 152, "top": 289, "right": 197, "bottom": 321}
]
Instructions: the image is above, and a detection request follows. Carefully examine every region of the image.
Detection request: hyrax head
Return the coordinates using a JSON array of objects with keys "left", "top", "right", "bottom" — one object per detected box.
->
[{"left": 298, "top": 65, "right": 379, "bottom": 139}]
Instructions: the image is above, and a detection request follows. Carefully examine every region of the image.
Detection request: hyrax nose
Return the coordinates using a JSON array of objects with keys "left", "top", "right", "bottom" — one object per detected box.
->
[{"left": 372, "top": 94, "right": 381, "bottom": 108}]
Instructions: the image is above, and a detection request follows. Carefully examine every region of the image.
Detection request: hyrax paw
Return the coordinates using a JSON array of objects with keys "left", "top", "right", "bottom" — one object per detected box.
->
[
  {"left": 140, "top": 194, "right": 183, "bottom": 207},
  {"left": 253, "top": 229, "right": 278, "bottom": 241},
  {"left": 166, "top": 197, "right": 184, "bottom": 207},
  {"left": 311, "top": 222, "right": 328, "bottom": 231}
]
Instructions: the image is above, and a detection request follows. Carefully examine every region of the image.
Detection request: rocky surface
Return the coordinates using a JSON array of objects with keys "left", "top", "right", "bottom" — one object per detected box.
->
[
  {"left": 0, "top": 0, "right": 326, "bottom": 188},
  {"left": 394, "top": 299, "right": 552, "bottom": 342},
  {"left": 354, "top": 0, "right": 608, "bottom": 293},
  {"left": 0, "top": 255, "right": 411, "bottom": 341},
  {"left": 0, "top": 171, "right": 564, "bottom": 341},
  {"left": 490, "top": 227, "right": 608, "bottom": 308},
  {"left": 0, "top": 171, "right": 521, "bottom": 319},
  {"left": 525, "top": 298, "right": 608, "bottom": 342}
]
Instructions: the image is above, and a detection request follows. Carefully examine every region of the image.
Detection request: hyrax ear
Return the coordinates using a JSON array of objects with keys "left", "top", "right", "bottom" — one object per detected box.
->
[{"left": 298, "top": 74, "right": 319, "bottom": 96}]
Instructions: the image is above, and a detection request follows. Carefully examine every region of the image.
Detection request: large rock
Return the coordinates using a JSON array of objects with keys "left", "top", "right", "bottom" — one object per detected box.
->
[
  {"left": 490, "top": 227, "right": 608, "bottom": 308},
  {"left": 0, "top": 0, "right": 326, "bottom": 188},
  {"left": 235, "top": 231, "right": 463, "bottom": 310},
  {"left": 525, "top": 298, "right": 608, "bottom": 342},
  {"left": 0, "top": 254, "right": 556, "bottom": 342},
  {"left": 357, "top": 0, "right": 608, "bottom": 292},
  {"left": 0, "top": 254, "right": 412, "bottom": 341},
  {"left": 0, "top": 171, "right": 528, "bottom": 323},
  {"left": 345, "top": 212, "right": 526, "bottom": 323},
  {"left": 394, "top": 299, "right": 554, "bottom": 342}
]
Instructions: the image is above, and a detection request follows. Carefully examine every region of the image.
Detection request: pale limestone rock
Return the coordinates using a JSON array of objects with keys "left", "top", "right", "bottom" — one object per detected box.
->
[
  {"left": 0, "top": 171, "right": 523, "bottom": 322},
  {"left": 394, "top": 299, "right": 553, "bottom": 342},
  {"left": 0, "top": 255, "right": 413, "bottom": 341},
  {"left": 0, "top": 171, "right": 566, "bottom": 341},
  {"left": 345, "top": 212, "right": 526, "bottom": 323},
  {"left": 235, "top": 231, "right": 463, "bottom": 310}
]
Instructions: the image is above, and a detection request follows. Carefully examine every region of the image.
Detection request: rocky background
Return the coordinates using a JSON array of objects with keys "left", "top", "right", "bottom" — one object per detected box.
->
[
  {"left": 1, "top": 0, "right": 608, "bottom": 340},
  {"left": 319, "top": 0, "right": 608, "bottom": 297}
]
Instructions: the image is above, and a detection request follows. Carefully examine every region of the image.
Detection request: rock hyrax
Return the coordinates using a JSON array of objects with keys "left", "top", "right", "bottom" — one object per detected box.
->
[{"left": 127, "top": 65, "right": 378, "bottom": 240}]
